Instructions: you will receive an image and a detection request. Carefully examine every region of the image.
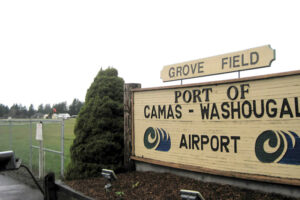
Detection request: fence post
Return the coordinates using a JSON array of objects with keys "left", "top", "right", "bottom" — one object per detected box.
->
[
  {"left": 37, "top": 121, "right": 44, "bottom": 179},
  {"left": 29, "top": 119, "right": 33, "bottom": 170},
  {"left": 124, "top": 83, "right": 141, "bottom": 171},
  {"left": 39, "top": 140, "right": 44, "bottom": 179},
  {"left": 60, "top": 119, "right": 64, "bottom": 178},
  {"left": 9, "top": 119, "right": 12, "bottom": 150}
]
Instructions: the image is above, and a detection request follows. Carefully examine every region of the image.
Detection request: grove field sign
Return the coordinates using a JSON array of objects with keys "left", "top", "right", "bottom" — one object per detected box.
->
[
  {"left": 161, "top": 45, "right": 275, "bottom": 82},
  {"left": 132, "top": 71, "right": 300, "bottom": 185}
]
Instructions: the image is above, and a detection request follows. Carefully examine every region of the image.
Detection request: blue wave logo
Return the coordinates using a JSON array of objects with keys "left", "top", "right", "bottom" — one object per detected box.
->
[
  {"left": 255, "top": 130, "right": 300, "bottom": 165},
  {"left": 143, "top": 127, "right": 171, "bottom": 152}
]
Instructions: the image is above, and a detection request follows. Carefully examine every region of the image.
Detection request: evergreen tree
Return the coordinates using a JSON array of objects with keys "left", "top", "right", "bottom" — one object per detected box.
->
[
  {"left": 8, "top": 104, "right": 27, "bottom": 118},
  {"left": 28, "top": 104, "right": 36, "bottom": 118},
  {"left": 0, "top": 104, "right": 9, "bottom": 118},
  {"left": 44, "top": 104, "right": 52, "bottom": 114},
  {"left": 69, "top": 98, "right": 84, "bottom": 116},
  {"left": 38, "top": 104, "right": 44, "bottom": 114},
  {"left": 53, "top": 102, "right": 68, "bottom": 113},
  {"left": 66, "top": 67, "right": 124, "bottom": 179}
]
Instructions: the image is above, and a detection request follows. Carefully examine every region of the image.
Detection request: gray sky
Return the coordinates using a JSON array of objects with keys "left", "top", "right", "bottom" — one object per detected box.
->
[{"left": 0, "top": 0, "right": 299, "bottom": 108}]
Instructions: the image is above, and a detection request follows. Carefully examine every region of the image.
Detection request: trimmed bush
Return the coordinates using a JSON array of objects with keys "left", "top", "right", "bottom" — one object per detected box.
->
[{"left": 66, "top": 68, "right": 124, "bottom": 179}]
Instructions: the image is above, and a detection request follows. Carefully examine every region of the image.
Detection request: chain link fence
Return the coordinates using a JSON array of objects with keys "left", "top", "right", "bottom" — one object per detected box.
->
[{"left": 0, "top": 119, "right": 65, "bottom": 179}]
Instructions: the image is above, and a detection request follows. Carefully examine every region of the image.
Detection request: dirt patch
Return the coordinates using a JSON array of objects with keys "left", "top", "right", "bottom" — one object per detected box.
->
[{"left": 65, "top": 171, "right": 299, "bottom": 200}]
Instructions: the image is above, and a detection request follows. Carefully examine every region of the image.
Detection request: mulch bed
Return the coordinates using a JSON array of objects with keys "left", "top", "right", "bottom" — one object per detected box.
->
[{"left": 66, "top": 171, "right": 299, "bottom": 200}]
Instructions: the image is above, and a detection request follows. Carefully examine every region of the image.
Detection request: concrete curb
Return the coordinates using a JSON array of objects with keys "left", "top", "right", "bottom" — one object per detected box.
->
[
  {"left": 136, "top": 161, "right": 300, "bottom": 199},
  {"left": 56, "top": 180, "right": 94, "bottom": 200}
]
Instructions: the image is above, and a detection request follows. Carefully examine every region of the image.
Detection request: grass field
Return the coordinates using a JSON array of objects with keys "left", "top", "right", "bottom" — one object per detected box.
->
[{"left": 0, "top": 118, "right": 76, "bottom": 179}]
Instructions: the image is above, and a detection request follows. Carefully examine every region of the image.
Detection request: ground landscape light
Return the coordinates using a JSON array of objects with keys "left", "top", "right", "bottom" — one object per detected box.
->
[
  {"left": 0, "top": 150, "right": 21, "bottom": 171},
  {"left": 180, "top": 189, "right": 205, "bottom": 200},
  {"left": 101, "top": 169, "right": 117, "bottom": 190}
]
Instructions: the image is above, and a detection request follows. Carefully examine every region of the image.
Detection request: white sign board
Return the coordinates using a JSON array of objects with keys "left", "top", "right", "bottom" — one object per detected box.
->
[
  {"left": 161, "top": 45, "right": 275, "bottom": 82},
  {"left": 36, "top": 123, "right": 43, "bottom": 141}
]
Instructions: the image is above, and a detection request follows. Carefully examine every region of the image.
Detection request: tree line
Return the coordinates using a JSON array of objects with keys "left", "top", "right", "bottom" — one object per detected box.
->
[{"left": 0, "top": 98, "right": 84, "bottom": 119}]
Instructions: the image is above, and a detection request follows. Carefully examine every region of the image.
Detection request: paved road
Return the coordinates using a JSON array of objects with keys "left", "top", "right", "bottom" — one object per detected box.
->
[{"left": 0, "top": 174, "right": 43, "bottom": 200}]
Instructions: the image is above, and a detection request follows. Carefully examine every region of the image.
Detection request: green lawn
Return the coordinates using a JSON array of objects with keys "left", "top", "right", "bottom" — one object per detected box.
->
[{"left": 0, "top": 118, "right": 76, "bottom": 179}]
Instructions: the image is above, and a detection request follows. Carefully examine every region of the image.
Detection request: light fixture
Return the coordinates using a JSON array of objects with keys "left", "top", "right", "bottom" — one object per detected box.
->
[
  {"left": 0, "top": 150, "right": 22, "bottom": 171},
  {"left": 101, "top": 169, "right": 117, "bottom": 190},
  {"left": 180, "top": 189, "right": 205, "bottom": 200}
]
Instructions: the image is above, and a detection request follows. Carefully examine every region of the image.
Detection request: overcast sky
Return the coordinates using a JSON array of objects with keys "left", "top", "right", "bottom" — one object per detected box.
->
[{"left": 0, "top": 0, "right": 299, "bottom": 108}]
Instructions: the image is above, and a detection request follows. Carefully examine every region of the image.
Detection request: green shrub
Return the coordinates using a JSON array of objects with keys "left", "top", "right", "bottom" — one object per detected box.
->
[{"left": 66, "top": 68, "right": 124, "bottom": 179}]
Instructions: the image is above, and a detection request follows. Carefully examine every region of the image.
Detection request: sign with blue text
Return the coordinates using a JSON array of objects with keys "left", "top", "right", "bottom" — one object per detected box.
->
[{"left": 133, "top": 71, "right": 300, "bottom": 185}]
